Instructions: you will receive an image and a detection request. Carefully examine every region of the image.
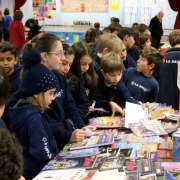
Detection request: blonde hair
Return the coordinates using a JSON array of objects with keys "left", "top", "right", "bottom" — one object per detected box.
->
[
  {"left": 101, "top": 52, "right": 123, "bottom": 73},
  {"left": 0, "top": 10, "right": 3, "bottom": 22},
  {"left": 97, "top": 33, "right": 122, "bottom": 54},
  {"left": 169, "top": 30, "right": 180, "bottom": 47},
  {"left": 26, "top": 94, "right": 46, "bottom": 112}
]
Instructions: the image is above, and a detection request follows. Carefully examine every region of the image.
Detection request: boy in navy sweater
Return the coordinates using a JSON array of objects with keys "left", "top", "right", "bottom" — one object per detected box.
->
[
  {"left": 123, "top": 46, "right": 164, "bottom": 103},
  {"left": 97, "top": 52, "right": 139, "bottom": 109},
  {"left": 93, "top": 33, "right": 122, "bottom": 72},
  {"left": 158, "top": 30, "right": 180, "bottom": 110},
  {"left": 0, "top": 42, "right": 21, "bottom": 95}
]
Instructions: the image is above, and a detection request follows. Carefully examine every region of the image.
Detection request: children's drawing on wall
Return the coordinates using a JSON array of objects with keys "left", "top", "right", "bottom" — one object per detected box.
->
[
  {"left": 32, "top": 0, "right": 57, "bottom": 20},
  {"left": 60, "top": 0, "right": 108, "bottom": 12}
]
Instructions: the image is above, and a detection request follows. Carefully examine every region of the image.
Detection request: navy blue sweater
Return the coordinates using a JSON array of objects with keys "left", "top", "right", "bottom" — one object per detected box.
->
[
  {"left": 123, "top": 53, "right": 136, "bottom": 69},
  {"left": 93, "top": 54, "right": 101, "bottom": 72},
  {"left": 158, "top": 48, "right": 180, "bottom": 109},
  {"left": 123, "top": 67, "right": 159, "bottom": 103},
  {"left": 89, "top": 44, "right": 98, "bottom": 55},
  {"left": 68, "top": 75, "right": 91, "bottom": 119},
  {"left": 127, "top": 45, "right": 139, "bottom": 63},
  {"left": 9, "top": 66, "right": 21, "bottom": 95},
  {"left": 9, "top": 100, "right": 58, "bottom": 180},
  {"left": 97, "top": 71, "right": 139, "bottom": 108}
]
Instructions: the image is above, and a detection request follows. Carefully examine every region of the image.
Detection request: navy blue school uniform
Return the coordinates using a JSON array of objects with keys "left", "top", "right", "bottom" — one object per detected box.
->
[
  {"left": 93, "top": 54, "right": 101, "bottom": 72},
  {"left": 0, "top": 118, "right": 7, "bottom": 128},
  {"left": 127, "top": 45, "right": 139, "bottom": 63},
  {"left": 68, "top": 75, "right": 91, "bottom": 119},
  {"left": 97, "top": 70, "right": 139, "bottom": 108},
  {"left": 123, "top": 53, "right": 136, "bottom": 69},
  {"left": 9, "top": 99, "right": 59, "bottom": 180},
  {"left": 123, "top": 67, "right": 159, "bottom": 103},
  {"left": 89, "top": 44, "right": 98, "bottom": 55},
  {"left": 9, "top": 66, "right": 21, "bottom": 95},
  {"left": 158, "top": 48, "right": 180, "bottom": 109}
]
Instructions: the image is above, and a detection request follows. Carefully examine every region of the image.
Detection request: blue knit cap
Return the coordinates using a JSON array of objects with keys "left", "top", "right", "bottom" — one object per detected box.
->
[{"left": 18, "top": 49, "right": 58, "bottom": 97}]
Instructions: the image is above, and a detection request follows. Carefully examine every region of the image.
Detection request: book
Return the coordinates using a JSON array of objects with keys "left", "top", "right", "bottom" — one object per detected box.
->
[
  {"left": 157, "top": 149, "right": 172, "bottom": 159},
  {"left": 82, "top": 169, "right": 98, "bottom": 180},
  {"left": 91, "top": 156, "right": 106, "bottom": 170},
  {"left": 56, "top": 147, "right": 99, "bottom": 158},
  {"left": 119, "top": 148, "right": 134, "bottom": 159},
  {"left": 89, "top": 116, "right": 124, "bottom": 128},
  {"left": 107, "top": 148, "right": 120, "bottom": 157},
  {"left": 152, "top": 162, "right": 164, "bottom": 176},
  {"left": 138, "top": 143, "right": 158, "bottom": 155},
  {"left": 42, "top": 156, "right": 97, "bottom": 170},
  {"left": 100, "top": 156, "right": 125, "bottom": 171},
  {"left": 70, "top": 134, "right": 114, "bottom": 150},
  {"left": 149, "top": 152, "right": 158, "bottom": 162},
  {"left": 137, "top": 159, "right": 153, "bottom": 175},
  {"left": 111, "top": 141, "right": 128, "bottom": 149},
  {"left": 124, "top": 159, "right": 138, "bottom": 173},
  {"left": 158, "top": 142, "right": 173, "bottom": 150}
]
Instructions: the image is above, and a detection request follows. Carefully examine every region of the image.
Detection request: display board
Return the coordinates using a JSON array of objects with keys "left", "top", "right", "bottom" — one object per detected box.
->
[{"left": 60, "top": 0, "right": 108, "bottom": 13}]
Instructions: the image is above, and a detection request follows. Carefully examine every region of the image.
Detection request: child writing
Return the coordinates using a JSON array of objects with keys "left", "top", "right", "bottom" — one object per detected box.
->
[
  {"left": 97, "top": 52, "right": 139, "bottom": 109},
  {"left": 71, "top": 41, "right": 124, "bottom": 117},
  {"left": 9, "top": 49, "right": 59, "bottom": 180},
  {"left": 123, "top": 46, "right": 164, "bottom": 103},
  {"left": 58, "top": 44, "right": 91, "bottom": 121}
]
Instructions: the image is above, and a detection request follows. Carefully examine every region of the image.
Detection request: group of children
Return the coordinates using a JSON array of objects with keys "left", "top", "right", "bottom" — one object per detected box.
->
[{"left": 0, "top": 19, "right": 180, "bottom": 179}]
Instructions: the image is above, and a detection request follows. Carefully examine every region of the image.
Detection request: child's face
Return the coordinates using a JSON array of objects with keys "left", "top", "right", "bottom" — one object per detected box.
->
[
  {"left": 59, "top": 54, "right": 74, "bottom": 75},
  {"left": 143, "top": 29, "right": 150, "bottom": 35},
  {"left": 120, "top": 44, "right": 127, "bottom": 61},
  {"left": 80, "top": 55, "right": 92, "bottom": 74},
  {"left": 46, "top": 41, "right": 64, "bottom": 70},
  {"left": 126, "top": 35, "right": 135, "bottom": 49},
  {"left": 103, "top": 71, "right": 122, "bottom": 85},
  {"left": 137, "top": 56, "right": 151, "bottom": 74},
  {"left": 0, "top": 51, "right": 18, "bottom": 76},
  {"left": 37, "top": 88, "right": 56, "bottom": 107},
  {"left": 142, "top": 38, "right": 151, "bottom": 47}
]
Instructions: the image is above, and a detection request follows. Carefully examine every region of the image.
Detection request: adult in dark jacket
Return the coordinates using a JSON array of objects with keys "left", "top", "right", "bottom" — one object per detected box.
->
[
  {"left": 25, "top": 18, "right": 42, "bottom": 40},
  {"left": 149, "top": 11, "right": 164, "bottom": 49}
]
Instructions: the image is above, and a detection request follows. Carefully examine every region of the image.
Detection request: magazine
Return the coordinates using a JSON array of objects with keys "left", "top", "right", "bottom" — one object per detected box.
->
[
  {"left": 70, "top": 134, "right": 114, "bottom": 150},
  {"left": 89, "top": 116, "right": 124, "bottom": 128},
  {"left": 128, "top": 119, "right": 167, "bottom": 137}
]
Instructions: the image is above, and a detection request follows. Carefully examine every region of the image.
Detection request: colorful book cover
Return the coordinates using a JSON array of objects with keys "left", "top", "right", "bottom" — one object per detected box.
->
[
  {"left": 70, "top": 134, "right": 114, "bottom": 150},
  {"left": 157, "top": 150, "right": 172, "bottom": 159},
  {"left": 158, "top": 142, "right": 173, "bottom": 150},
  {"left": 43, "top": 156, "right": 96, "bottom": 170},
  {"left": 82, "top": 170, "right": 98, "bottom": 180},
  {"left": 107, "top": 148, "right": 120, "bottom": 157},
  {"left": 124, "top": 159, "right": 138, "bottom": 173},
  {"left": 100, "top": 156, "right": 125, "bottom": 171},
  {"left": 152, "top": 162, "right": 164, "bottom": 175},
  {"left": 150, "top": 152, "right": 158, "bottom": 162},
  {"left": 91, "top": 156, "right": 106, "bottom": 170},
  {"left": 138, "top": 143, "right": 158, "bottom": 155},
  {"left": 56, "top": 147, "right": 99, "bottom": 159},
  {"left": 119, "top": 148, "right": 133, "bottom": 159},
  {"left": 89, "top": 116, "right": 124, "bottom": 128},
  {"left": 164, "top": 170, "right": 180, "bottom": 180},
  {"left": 111, "top": 141, "right": 128, "bottom": 149},
  {"left": 137, "top": 159, "right": 153, "bottom": 175},
  {"left": 127, "top": 142, "right": 142, "bottom": 151},
  {"left": 161, "top": 162, "right": 180, "bottom": 171}
]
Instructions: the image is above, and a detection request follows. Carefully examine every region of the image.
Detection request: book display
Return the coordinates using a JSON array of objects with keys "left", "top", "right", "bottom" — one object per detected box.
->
[{"left": 34, "top": 102, "right": 180, "bottom": 180}]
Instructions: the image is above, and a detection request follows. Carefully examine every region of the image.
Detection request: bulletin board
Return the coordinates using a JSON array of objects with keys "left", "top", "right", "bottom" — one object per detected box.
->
[
  {"left": 60, "top": 0, "right": 108, "bottom": 13},
  {"left": 33, "top": 0, "right": 57, "bottom": 21}
]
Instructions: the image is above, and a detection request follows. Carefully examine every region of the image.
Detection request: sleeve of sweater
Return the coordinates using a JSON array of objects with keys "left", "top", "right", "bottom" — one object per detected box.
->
[{"left": 18, "top": 22, "right": 26, "bottom": 44}]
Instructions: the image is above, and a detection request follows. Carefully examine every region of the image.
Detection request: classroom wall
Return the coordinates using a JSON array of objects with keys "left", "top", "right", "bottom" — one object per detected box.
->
[{"left": 1, "top": 0, "right": 14, "bottom": 17}]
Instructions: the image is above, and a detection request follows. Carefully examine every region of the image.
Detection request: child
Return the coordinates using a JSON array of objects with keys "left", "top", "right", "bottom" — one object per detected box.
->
[
  {"left": 0, "top": 66, "right": 10, "bottom": 128},
  {"left": 107, "top": 22, "right": 120, "bottom": 35},
  {"left": 132, "top": 22, "right": 138, "bottom": 29},
  {"left": 137, "top": 23, "right": 150, "bottom": 34},
  {"left": 123, "top": 46, "right": 164, "bottom": 103},
  {"left": 71, "top": 41, "right": 124, "bottom": 117},
  {"left": 138, "top": 33, "right": 151, "bottom": 50},
  {"left": 98, "top": 52, "right": 139, "bottom": 109},
  {"left": 94, "top": 22, "right": 100, "bottom": 30},
  {"left": 0, "top": 42, "right": 21, "bottom": 95},
  {"left": 10, "top": 33, "right": 93, "bottom": 150},
  {"left": 158, "top": 29, "right": 180, "bottom": 110},
  {"left": 9, "top": 49, "right": 59, "bottom": 180},
  {"left": 58, "top": 44, "right": 91, "bottom": 120},
  {"left": 93, "top": 33, "right": 122, "bottom": 71},
  {"left": 0, "top": 128, "right": 24, "bottom": 180},
  {"left": 118, "top": 27, "right": 136, "bottom": 68}
]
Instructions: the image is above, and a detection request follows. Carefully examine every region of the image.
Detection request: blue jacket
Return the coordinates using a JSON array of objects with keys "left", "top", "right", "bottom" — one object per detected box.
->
[
  {"left": 97, "top": 71, "right": 139, "bottom": 108},
  {"left": 9, "top": 99, "right": 59, "bottom": 180},
  {"left": 89, "top": 44, "right": 98, "bottom": 55},
  {"left": 158, "top": 48, "right": 180, "bottom": 109},
  {"left": 9, "top": 66, "right": 21, "bottom": 95},
  {"left": 127, "top": 45, "right": 139, "bottom": 63},
  {"left": 68, "top": 75, "right": 91, "bottom": 119},
  {"left": 3, "top": 15, "right": 12, "bottom": 30},
  {"left": 123, "top": 67, "right": 159, "bottom": 103},
  {"left": 123, "top": 53, "right": 136, "bottom": 69},
  {"left": 93, "top": 54, "right": 101, "bottom": 72}
]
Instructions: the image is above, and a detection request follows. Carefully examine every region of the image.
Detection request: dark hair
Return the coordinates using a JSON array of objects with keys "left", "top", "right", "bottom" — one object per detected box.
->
[
  {"left": 22, "top": 33, "right": 60, "bottom": 54},
  {"left": 110, "top": 17, "right": 115, "bottom": 22},
  {"left": 118, "top": 27, "right": 135, "bottom": 40},
  {"left": 0, "top": 128, "right": 23, "bottom": 180},
  {"left": 71, "top": 41, "right": 98, "bottom": 89},
  {"left": 141, "top": 46, "right": 164, "bottom": 70},
  {"left": 28, "top": 18, "right": 34, "bottom": 24},
  {"left": 4, "top": 8, "right": 10, "bottom": 15},
  {"left": 132, "top": 22, "right": 138, "bottom": 28},
  {"left": 94, "top": 22, "right": 100, "bottom": 29},
  {"left": 139, "top": 33, "right": 151, "bottom": 48},
  {"left": 13, "top": 10, "right": 23, "bottom": 20},
  {"left": 0, "top": 42, "right": 17, "bottom": 57},
  {"left": 84, "top": 28, "right": 98, "bottom": 43},
  {"left": 112, "top": 18, "right": 120, "bottom": 23},
  {"left": 107, "top": 22, "right": 120, "bottom": 33},
  {"left": 0, "top": 66, "right": 10, "bottom": 105},
  {"left": 137, "top": 23, "right": 149, "bottom": 33},
  {"left": 63, "top": 44, "right": 75, "bottom": 55}
]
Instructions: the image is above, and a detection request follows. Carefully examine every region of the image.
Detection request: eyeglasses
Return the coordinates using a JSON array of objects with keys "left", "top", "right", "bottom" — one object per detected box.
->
[{"left": 47, "top": 50, "right": 65, "bottom": 59}]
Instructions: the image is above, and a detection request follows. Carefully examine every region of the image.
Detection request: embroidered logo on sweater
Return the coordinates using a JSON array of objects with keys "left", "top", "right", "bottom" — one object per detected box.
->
[
  {"left": 131, "top": 81, "right": 150, "bottom": 92},
  {"left": 54, "top": 89, "right": 63, "bottom": 99},
  {"left": 42, "top": 137, "right": 51, "bottom": 159}
]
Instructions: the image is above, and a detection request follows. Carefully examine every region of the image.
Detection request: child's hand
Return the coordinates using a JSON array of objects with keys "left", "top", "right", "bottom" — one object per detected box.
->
[
  {"left": 87, "top": 106, "right": 94, "bottom": 115},
  {"left": 82, "top": 125, "right": 96, "bottom": 131},
  {"left": 70, "top": 129, "right": 85, "bottom": 142},
  {"left": 109, "top": 101, "right": 125, "bottom": 117},
  {"left": 142, "top": 102, "right": 150, "bottom": 109}
]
